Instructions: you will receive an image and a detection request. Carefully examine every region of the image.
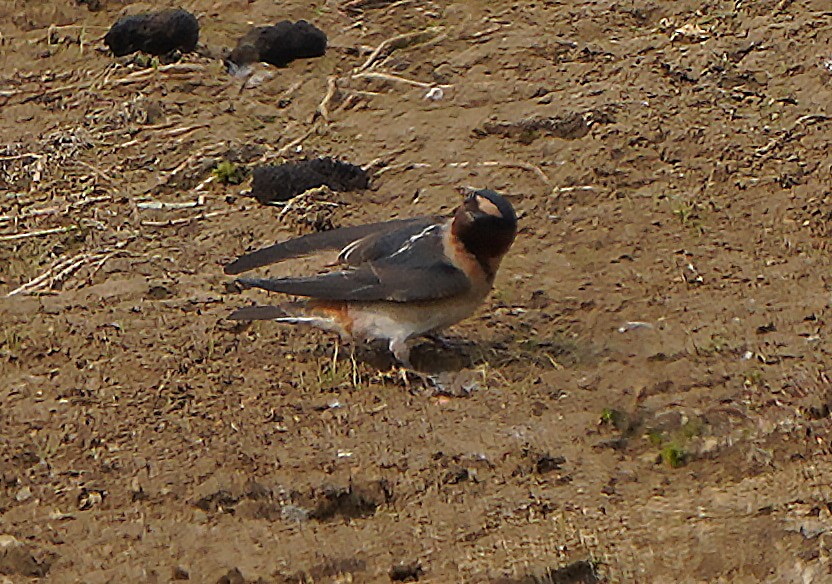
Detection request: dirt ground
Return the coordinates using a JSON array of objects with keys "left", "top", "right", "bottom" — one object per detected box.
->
[{"left": 2, "top": 0, "right": 832, "bottom": 582}]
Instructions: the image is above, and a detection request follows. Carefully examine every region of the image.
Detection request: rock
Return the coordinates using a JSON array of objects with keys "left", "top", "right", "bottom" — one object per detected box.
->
[
  {"left": 172, "top": 565, "right": 190, "bottom": 580},
  {"left": 390, "top": 562, "right": 424, "bottom": 582},
  {"left": 14, "top": 486, "right": 32, "bottom": 503},
  {"left": 105, "top": 8, "right": 199, "bottom": 57},
  {"left": 0, "top": 535, "right": 54, "bottom": 577},
  {"left": 251, "top": 157, "right": 370, "bottom": 205},
  {"left": 216, "top": 567, "right": 245, "bottom": 584},
  {"left": 226, "top": 20, "right": 326, "bottom": 75}
]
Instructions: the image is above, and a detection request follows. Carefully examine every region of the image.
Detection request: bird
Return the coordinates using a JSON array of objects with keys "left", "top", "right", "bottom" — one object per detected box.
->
[{"left": 224, "top": 189, "right": 518, "bottom": 369}]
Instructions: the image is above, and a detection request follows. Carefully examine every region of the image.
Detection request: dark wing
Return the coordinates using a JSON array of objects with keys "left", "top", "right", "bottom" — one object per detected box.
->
[
  {"left": 337, "top": 216, "right": 443, "bottom": 265},
  {"left": 224, "top": 216, "right": 435, "bottom": 275},
  {"left": 237, "top": 262, "right": 469, "bottom": 302},
  {"left": 236, "top": 222, "right": 471, "bottom": 302}
]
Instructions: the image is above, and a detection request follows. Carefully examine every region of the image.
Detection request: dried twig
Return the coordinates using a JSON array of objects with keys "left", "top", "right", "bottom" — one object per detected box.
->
[
  {"left": 448, "top": 161, "right": 550, "bottom": 185},
  {"left": 462, "top": 24, "right": 504, "bottom": 42},
  {"left": 755, "top": 113, "right": 830, "bottom": 157},
  {"left": 108, "top": 63, "right": 205, "bottom": 86},
  {"left": 160, "top": 142, "right": 227, "bottom": 185},
  {"left": 158, "top": 124, "right": 210, "bottom": 139},
  {"left": 552, "top": 185, "right": 597, "bottom": 194},
  {"left": 0, "top": 153, "right": 42, "bottom": 162},
  {"left": 137, "top": 196, "right": 205, "bottom": 210},
  {"left": 5, "top": 249, "right": 115, "bottom": 297},
  {"left": 344, "top": 0, "right": 401, "bottom": 12},
  {"left": 355, "top": 27, "right": 445, "bottom": 73},
  {"left": 275, "top": 186, "right": 340, "bottom": 221},
  {"left": 140, "top": 210, "right": 230, "bottom": 227},
  {"left": 0, "top": 196, "right": 108, "bottom": 224},
  {"left": 0, "top": 225, "right": 78, "bottom": 242},
  {"left": 314, "top": 76, "right": 340, "bottom": 122},
  {"left": 352, "top": 71, "right": 448, "bottom": 90},
  {"left": 274, "top": 124, "right": 321, "bottom": 157},
  {"left": 72, "top": 159, "right": 117, "bottom": 184}
]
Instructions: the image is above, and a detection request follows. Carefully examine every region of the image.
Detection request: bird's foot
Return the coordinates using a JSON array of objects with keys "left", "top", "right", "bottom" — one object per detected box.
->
[{"left": 424, "top": 333, "right": 474, "bottom": 351}]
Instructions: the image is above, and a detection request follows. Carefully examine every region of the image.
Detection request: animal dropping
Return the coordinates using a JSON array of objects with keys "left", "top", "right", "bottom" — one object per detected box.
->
[
  {"left": 226, "top": 20, "right": 327, "bottom": 76},
  {"left": 105, "top": 8, "right": 199, "bottom": 57},
  {"left": 251, "top": 157, "right": 370, "bottom": 205}
]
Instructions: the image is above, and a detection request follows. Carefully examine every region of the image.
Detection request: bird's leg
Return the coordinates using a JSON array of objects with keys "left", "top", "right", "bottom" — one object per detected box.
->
[
  {"left": 348, "top": 341, "right": 358, "bottom": 387},
  {"left": 389, "top": 337, "right": 436, "bottom": 387},
  {"left": 389, "top": 337, "right": 414, "bottom": 370}
]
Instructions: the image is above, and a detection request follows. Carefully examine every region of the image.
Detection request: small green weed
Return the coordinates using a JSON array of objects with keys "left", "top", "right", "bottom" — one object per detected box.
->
[
  {"left": 212, "top": 160, "right": 245, "bottom": 185},
  {"left": 660, "top": 444, "right": 687, "bottom": 468}
]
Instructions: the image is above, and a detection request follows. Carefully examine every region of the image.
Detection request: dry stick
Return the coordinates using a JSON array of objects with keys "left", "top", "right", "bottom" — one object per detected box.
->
[
  {"left": 275, "top": 124, "right": 321, "bottom": 157},
  {"left": 73, "top": 159, "right": 117, "bottom": 184},
  {"left": 468, "top": 161, "right": 550, "bottom": 185},
  {"left": 355, "top": 27, "right": 445, "bottom": 73},
  {"left": 0, "top": 225, "right": 78, "bottom": 242},
  {"left": 48, "top": 253, "right": 108, "bottom": 289},
  {"left": 462, "top": 24, "right": 503, "bottom": 41},
  {"left": 343, "top": 0, "right": 396, "bottom": 11},
  {"left": 276, "top": 187, "right": 340, "bottom": 220},
  {"left": 141, "top": 210, "right": 230, "bottom": 227},
  {"left": 6, "top": 255, "right": 81, "bottom": 296},
  {"left": 5, "top": 250, "right": 110, "bottom": 297},
  {"left": 158, "top": 124, "right": 210, "bottom": 139},
  {"left": 553, "top": 185, "right": 597, "bottom": 194},
  {"left": 352, "top": 71, "right": 450, "bottom": 90},
  {"left": 279, "top": 80, "right": 305, "bottom": 103},
  {"left": 162, "top": 142, "right": 227, "bottom": 183},
  {"left": 108, "top": 63, "right": 205, "bottom": 86},
  {"left": 0, "top": 207, "right": 58, "bottom": 223},
  {"left": 137, "top": 196, "right": 205, "bottom": 210},
  {"left": 314, "top": 76, "right": 340, "bottom": 122},
  {"left": 372, "top": 161, "right": 431, "bottom": 178},
  {"left": 0, "top": 153, "right": 42, "bottom": 161},
  {"left": 754, "top": 114, "right": 830, "bottom": 157}
]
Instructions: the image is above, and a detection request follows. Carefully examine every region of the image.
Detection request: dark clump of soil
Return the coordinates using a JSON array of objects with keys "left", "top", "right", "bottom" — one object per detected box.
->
[
  {"left": 478, "top": 113, "right": 591, "bottom": 143},
  {"left": 275, "top": 558, "right": 367, "bottom": 583},
  {"left": 104, "top": 8, "right": 199, "bottom": 57},
  {"left": 227, "top": 20, "right": 326, "bottom": 74},
  {"left": 0, "top": 536, "right": 55, "bottom": 578},
  {"left": 389, "top": 562, "right": 424, "bottom": 582},
  {"left": 251, "top": 157, "right": 370, "bottom": 204},
  {"left": 302, "top": 480, "right": 392, "bottom": 521},
  {"left": 492, "top": 560, "right": 601, "bottom": 584}
]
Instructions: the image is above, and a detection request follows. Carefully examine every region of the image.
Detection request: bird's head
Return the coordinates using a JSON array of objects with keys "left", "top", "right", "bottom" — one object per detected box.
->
[{"left": 452, "top": 189, "right": 517, "bottom": 269}]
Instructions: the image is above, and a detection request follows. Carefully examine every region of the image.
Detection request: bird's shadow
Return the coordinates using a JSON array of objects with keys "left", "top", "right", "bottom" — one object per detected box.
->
[
  {"left": 355, "top": 332, "right": 591, "bottom": 375},
  {"left": 355, "top": 336, "right": 516, "bottom": 374}
]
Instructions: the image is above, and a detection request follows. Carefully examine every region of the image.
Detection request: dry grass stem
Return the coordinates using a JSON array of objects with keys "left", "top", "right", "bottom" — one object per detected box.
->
[
  {"left": 355, "top": 26, "right": 445, "bottom": 73},
  {"left": 140, "top": 210, "right": 230, "bottom": 227},
  {"left": 0, "top": 225, "right": 78, "bottom": 242},
  {"left": 5, "top": 248, "right": 120, "bottom": 296}
]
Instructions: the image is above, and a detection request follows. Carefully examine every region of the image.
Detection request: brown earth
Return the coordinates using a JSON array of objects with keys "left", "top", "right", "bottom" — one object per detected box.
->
[{"left": 2, "top": 0, "right": 832, "bottom": 582}]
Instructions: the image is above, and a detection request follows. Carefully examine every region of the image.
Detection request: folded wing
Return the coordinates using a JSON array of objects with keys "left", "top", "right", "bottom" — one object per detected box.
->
[
  {"left": 224, "top": 216, "right": 437, "bottom": 275},
  {"left": 237, "top": 260, "right": 469, "bottom": 302}
]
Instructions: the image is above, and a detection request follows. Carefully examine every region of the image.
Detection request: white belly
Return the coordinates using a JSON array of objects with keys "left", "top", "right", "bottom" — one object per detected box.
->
[{"left": 347, "top": 289, "right": 488, "bottom": 344}]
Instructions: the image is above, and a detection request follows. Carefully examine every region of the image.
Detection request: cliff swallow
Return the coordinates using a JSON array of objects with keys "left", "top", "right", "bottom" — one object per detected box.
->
[{"left": 224, "top": 189, "right": 517, "bottom": 368}]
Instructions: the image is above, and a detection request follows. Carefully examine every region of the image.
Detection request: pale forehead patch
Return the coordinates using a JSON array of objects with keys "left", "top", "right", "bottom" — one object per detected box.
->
[{"left": 476, "top": 195, "right": 502, "bottom": 217}]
